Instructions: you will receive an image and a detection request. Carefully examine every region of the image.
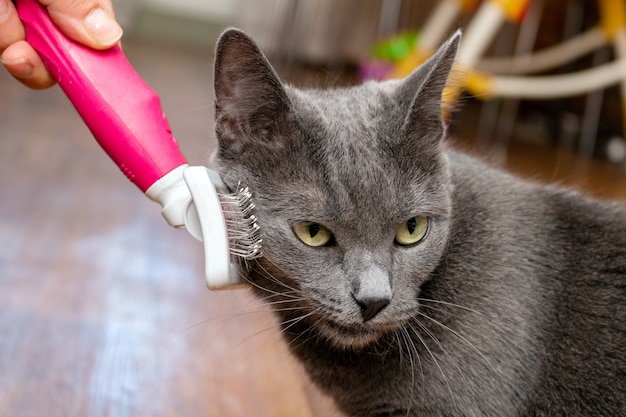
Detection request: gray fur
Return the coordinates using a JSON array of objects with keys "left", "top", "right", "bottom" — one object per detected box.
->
[{"left": 211, "top": 28, "right": 626, "bottom": 416}]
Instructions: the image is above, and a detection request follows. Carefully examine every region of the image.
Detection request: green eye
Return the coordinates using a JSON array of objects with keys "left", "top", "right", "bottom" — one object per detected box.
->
[
  {"left": 395, "top": 216, "right": 429, "bottom": 246},
  {"left": 293, "top": 222, "right": 334, "bottom": 247}
]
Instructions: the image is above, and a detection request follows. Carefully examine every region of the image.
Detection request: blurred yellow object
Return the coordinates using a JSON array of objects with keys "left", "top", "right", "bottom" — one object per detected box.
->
[
  {"left": 441, "top": 63, "right": 471, "bottom": 116},
  {"left": 491, "top": 0, "right": 529, "bottom": 22},
  {"left": 458, "top": 0, "right": 480, "bottom": 12},
  {"left": 382, "top": 0, "right": 626, "bottom": 142},
  {"left": 465, "top": 71, "right": 493, "bottom": 98},
  {"left": 599, "top": 0, "right": 626, "bottom": 39},
  {"left": 387, "top": 50, "right": 431, "bottom": 79}
]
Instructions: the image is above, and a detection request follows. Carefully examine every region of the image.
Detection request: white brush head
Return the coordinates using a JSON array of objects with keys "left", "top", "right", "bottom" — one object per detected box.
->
[
  {"left": 146, "top": 166, "right": 262, "bottom": 290},
  {"left": 183, "top": 166, "right": 262, "bottom": 290}
]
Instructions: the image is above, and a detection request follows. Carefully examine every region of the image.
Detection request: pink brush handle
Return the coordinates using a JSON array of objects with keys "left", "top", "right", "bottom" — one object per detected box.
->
[{"left": 16, "top": 0, "right": 187, "bottom": 193}]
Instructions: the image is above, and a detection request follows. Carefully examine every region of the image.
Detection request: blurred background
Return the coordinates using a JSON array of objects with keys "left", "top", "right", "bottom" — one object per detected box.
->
[
  {"left": 1, "top": 1, "right": 625, "bottom": 416},
  {"left": 125, "top": 0, "right": 625, "bottom": 160},
  {"left": 118, "top": 0, "right": 626, "bottom": 192}
]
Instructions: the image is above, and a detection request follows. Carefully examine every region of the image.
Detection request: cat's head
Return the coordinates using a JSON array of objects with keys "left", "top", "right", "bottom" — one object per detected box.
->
[{"left": 211, "top": 29, "right": 460, "bottom": 350}]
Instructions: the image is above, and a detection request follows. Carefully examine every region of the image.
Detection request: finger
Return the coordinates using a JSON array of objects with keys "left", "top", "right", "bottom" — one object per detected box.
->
[
  {"left": 2, "top": 40, "right": 55, "bottom": 89},
  {"left": 40, "top": 0, "right": 122, "bottom": 49},
  {"left": 0, "top": 0, "right": 25, "bottom": 52},
  {"left": 0, "top": 1, "right": 54, "bottom": 88}
]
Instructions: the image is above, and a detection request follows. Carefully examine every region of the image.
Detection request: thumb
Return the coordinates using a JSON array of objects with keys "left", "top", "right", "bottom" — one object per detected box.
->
[{"left": 41, "top": 0, "right": 122, "bottom": 49}]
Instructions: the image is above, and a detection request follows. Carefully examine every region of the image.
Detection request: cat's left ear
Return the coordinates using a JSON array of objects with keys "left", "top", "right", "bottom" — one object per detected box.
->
[
  {"left": 396, "top": 31, "right": 461, "bottom": 142},
  {"left": 213, "top": 28, "right": 295, "bottom": 155}
]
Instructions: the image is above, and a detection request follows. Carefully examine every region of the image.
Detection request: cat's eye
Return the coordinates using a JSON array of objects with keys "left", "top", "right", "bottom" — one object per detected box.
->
[
  {"left": 293, "top": 222, "right": 334, "bottom": 247},
  {"left": 395, "top": 216, "right": 429, "bottom": 246}
]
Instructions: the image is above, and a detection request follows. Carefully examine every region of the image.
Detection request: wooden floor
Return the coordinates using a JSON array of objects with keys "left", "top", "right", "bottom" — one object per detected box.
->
[{"left": 1, "top": 40, "right": 625, "bottom": 417}]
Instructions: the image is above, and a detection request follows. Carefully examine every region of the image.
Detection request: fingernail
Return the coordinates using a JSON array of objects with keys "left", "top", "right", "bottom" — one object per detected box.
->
[
  {"left": 0, "top": 0, "right": 11, "bottom": 22},
  {"left": 1, "top": 57, "right": 33, "bottom": 79},
  {"left": 83, "top": 8, "right": 123, "bottom": 46}
]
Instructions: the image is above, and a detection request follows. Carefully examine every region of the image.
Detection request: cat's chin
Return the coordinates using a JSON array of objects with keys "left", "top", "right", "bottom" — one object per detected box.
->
[{"left": 317, "top": 319, "right": 396, "bottom": 350}]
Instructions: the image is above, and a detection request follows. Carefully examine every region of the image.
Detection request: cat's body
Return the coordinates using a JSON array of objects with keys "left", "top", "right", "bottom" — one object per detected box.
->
[
  {"left": 282, "top": 149, "right": 626, "bottom": 416},
  {"left": 211, "top": 29, "right": 626, "bottom": 416}
]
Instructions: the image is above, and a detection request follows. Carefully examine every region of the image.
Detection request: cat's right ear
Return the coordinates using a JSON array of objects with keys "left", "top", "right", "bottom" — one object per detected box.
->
[
  {"left": 395, "top": 31, "right": 461, "bottom": 145},
  {"left": 213, "top": 28, "right": 295, "bottom": 155}
]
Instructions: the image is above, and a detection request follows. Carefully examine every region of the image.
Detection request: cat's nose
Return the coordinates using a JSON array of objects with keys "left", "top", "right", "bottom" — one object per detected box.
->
[
  {"left": 354, "top": 295, "right": 390, "bottom": 322},
  {"left": 351, "top": 263, "right": 392, "bottom": 322}
]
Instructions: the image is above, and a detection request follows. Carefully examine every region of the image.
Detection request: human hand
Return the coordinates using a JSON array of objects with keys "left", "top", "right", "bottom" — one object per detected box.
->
[{"left": 1, "top": 0, "right": 122, "bottom": 89}]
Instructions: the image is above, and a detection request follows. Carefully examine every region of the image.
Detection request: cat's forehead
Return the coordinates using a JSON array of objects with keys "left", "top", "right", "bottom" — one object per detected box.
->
[
  {"left": 290, "top": 82, "right": 393, "bottom": 118},
  {"left": 260, "top": 88, "right": 448, "bottom": 225},
  {"left": 286, "top": 83, "right": 400, "bottom": 151}
]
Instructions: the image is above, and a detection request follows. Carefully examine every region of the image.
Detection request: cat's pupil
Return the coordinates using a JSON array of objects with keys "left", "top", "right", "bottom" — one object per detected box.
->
[
  {"left": 309, "top": 224, "right": 321, "bottom": 238},
  {"left": 407, "top": 217, "right": 417, "bottom": 234}
]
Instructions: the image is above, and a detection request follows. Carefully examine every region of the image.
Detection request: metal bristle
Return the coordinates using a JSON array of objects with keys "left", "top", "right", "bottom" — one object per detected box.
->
[{"left": 218, "top": 185, "right": 263, "bottom": 260}]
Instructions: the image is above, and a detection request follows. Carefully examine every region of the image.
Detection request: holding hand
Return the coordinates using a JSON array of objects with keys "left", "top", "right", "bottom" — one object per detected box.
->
[{"left": 0, "top": 0, "right": 122, "bottom": 88}]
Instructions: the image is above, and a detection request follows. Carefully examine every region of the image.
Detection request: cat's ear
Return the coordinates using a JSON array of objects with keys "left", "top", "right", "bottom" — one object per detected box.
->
[
  {"left": 213, "top": 28, "right": 294, "bottom": 154},
  {"left": 396, "top": 31, "right": 461, "bottom": 143}
]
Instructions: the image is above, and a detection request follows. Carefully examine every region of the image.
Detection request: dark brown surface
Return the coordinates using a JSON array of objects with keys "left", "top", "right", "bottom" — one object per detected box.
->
[{"left": 0, "top": 40, "right": 624, "bottom": 417}]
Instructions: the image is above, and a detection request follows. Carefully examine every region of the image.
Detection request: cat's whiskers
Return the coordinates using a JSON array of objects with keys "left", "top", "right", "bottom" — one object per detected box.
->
[
  {"left": 244, "top": 308, "right": 323, "bottom": 362},
  {"left": 243, "top": 300, "right": 305, "bottom": 315},
  {"left": 395, "top": 326, "right": 422, "bottom": 417},
  {"left": 280, "top": 310, "right": 325, "bottom": 351},
  {"left": 393, "top": 330, "right": 405, "bottom": 366},
  {"left": 232, "top": 307, "right": 318, "bottom": 361},
  {"left": 165, "top": 296, "right": 278, "bottom": 339},
  {"left": 407, "top": 321, "right": 460, "bottom": 415},
  {"left": 256, "top": 255, "right": 294, "bottom": 290},
  {"left": 231, "top": 260, "right": 325, "bottom": 357},
  {"left": 410, "top": 318, "right": 473, "bottom": 392},
  {"left": 417, "top": 297, "right": 490, "bottom": 319},
  {"left": 243, "top": 259, "right": 326, "bottom": 324},
  {"left": 417, "top": 297, "right": 508, "bottom": 336},
  {"left": 236, "top": 259, "right": 333, "bottom": 353},
  {"left": 167, "top": 265, "right": 304, "bottom": 336},
  {"left": 255, "top": 287, "right": 303, "bottom": 304},
  {"left": 170, "top": 260, "right": 304, "bottom": 346},
  {"left": 226, "top": 288, "right": 303, "bottom": 315},
  {"left": 414, "top": 310, "right": 502, "bottom": 378},
  {"left": 254, "top": 256, "right": 302, "bottom": 294},
  {"left": 167, "top": 316, "right": 229, "bottom": 341},
  {"left": 164, "top": 292, "right": 301, "bottom": 343},
  {"left": 240, "top": 269, "right": 298, "bottom": 301}
]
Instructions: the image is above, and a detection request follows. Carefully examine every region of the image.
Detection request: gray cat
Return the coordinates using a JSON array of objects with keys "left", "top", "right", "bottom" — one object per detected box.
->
[{"left": 210, "top": 28, "right": 626, "bottom": 416}]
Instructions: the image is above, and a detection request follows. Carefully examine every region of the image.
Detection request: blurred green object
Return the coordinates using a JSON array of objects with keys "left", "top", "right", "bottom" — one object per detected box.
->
[{"left": 371, "top": 31, "right": 421, "bottom": 63}]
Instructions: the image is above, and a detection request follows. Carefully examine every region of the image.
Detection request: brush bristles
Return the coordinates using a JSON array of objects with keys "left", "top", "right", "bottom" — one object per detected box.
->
[{"left": 218, "top": 186, "right": 263, "bottom": 260}]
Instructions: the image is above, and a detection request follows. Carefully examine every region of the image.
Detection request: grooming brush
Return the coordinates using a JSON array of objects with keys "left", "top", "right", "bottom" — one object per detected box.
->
[{"left": 16, "top": 0, "right": 262, "bottom": 289}]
